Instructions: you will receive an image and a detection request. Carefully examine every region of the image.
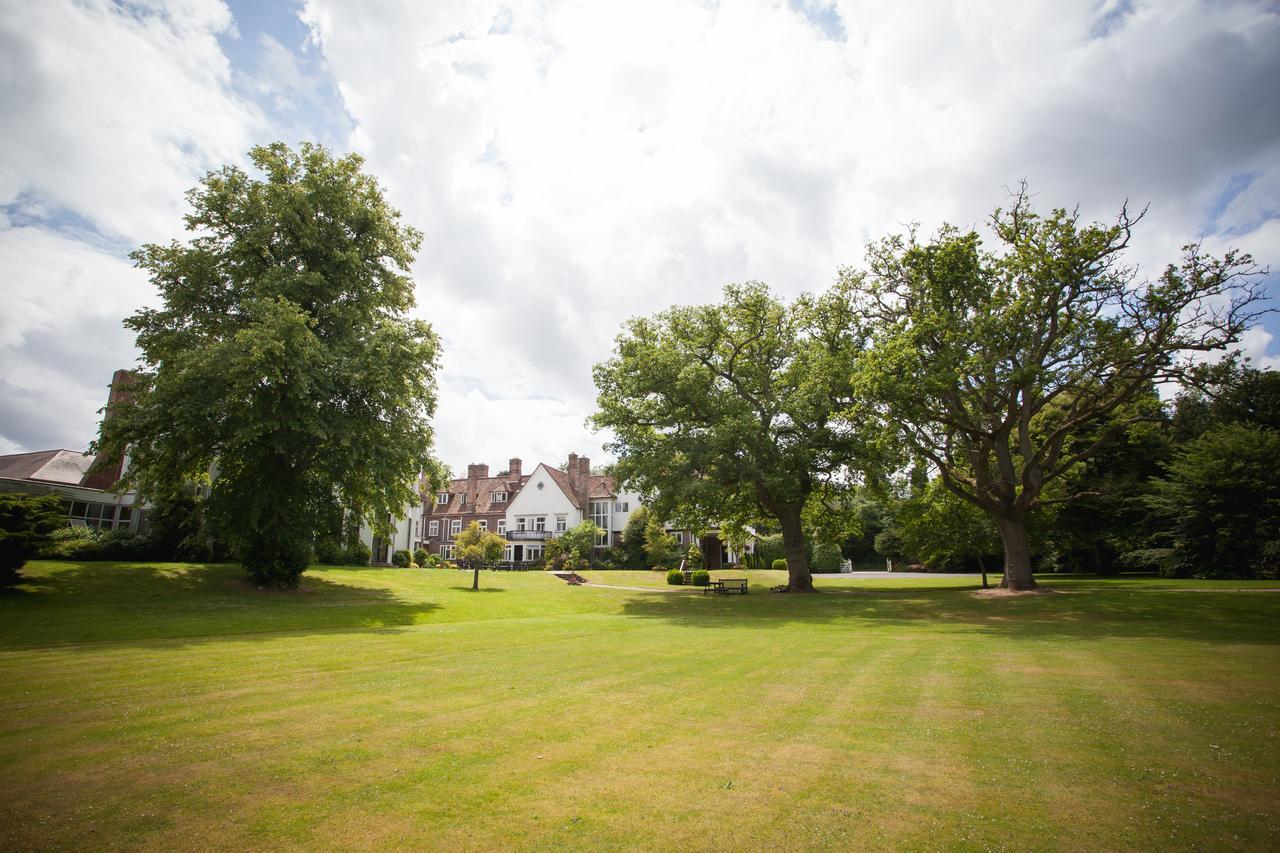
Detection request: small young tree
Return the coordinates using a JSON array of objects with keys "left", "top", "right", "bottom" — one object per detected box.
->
[
  {"left": 454, "top": 521, "right": 506, "bottom": 589},
  {"left": 0, "top": 493, "right": 64, "bottom": 586},
  {"left": 643, "top": 515, "right": 677, "bottom": 569},
  {"left": 619, "top": 505, "right": 651, "bottom": 568},
  {"left": 851, "top": 187, "right": 1267, "bottom": 590}
]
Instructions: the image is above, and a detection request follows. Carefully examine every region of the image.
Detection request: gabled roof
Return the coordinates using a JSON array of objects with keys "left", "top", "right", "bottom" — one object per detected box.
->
[
  {"left": 543, "top": 465, "right": 582, "bottom": 509},
  {"left": 429, "top": 474, "right": 529, "bottom": 515},
  {"left": 588, "top": 474, "right": 617, "bottom": 499},
  {"left": 0, "top": 449, "right": 96, "bottom": 485}
]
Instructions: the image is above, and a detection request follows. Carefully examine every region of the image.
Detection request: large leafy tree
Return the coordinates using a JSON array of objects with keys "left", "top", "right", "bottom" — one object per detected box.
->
[
  {"left": 849, "top": 188, "right": 1266, "bottom": 590},
  {"left": 96, "top": 143, "right": 442, "bottom": 587},
  {"left": 592, "top": 282, "right": 872, "bottom": 591}
]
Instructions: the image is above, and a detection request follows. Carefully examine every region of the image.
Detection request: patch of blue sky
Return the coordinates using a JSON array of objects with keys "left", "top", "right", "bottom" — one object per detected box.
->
[
  {"left": 0, "top": 191, "right": 132, "bottom": 257},
  {"left": 221, "top": 0, "right": 353, "bottom": 151},
  {"left": 786, "top": 0, "right": 846, "bottom": 43},
  {"left": 1201, "top": 172, "right": 1278, "bottom": 239},
  {"left": 1090, "top": 0, "right": 1134, "bottom": 39}
]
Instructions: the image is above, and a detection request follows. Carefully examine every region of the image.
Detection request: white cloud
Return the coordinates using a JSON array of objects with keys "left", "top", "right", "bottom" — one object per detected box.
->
[
  {"left": 299, "top": 0, "right": 1280, "bottom": 468},
  {"left": 1, "top": 0, "right": 1276, "bottom": 470},
  {"left": 0, "top": 0, "right": 263, "bottom": 452}
]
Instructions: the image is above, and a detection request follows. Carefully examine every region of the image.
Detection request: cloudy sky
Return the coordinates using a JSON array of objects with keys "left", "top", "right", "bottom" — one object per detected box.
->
[{"left": 2, "top": 0, "right": 1278, "bottom": 473}]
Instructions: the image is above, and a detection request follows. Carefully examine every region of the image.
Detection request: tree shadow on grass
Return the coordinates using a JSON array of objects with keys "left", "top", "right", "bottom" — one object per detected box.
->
[
  {"left": 0, "top": 562, "right": 440, "bottom": 652},
  {"left": 614, "top": 584, "right": 1280, "bottom": 645}
]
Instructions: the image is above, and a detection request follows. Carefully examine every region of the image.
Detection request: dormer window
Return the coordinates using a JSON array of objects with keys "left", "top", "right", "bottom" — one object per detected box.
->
[
  {"left": 436, "top": 493, "right": 449, "bottom": 505},
  {"left": 492, "top": 491, "right": 507, "bottom": 503}
]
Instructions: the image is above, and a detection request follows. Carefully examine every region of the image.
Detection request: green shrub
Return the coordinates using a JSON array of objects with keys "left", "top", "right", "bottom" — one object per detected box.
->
[
  {"left": 1, "top": 493, "right": 64, "bottom": 584},
  {"left": 810, "top": 541, "right": 843, "bottom": 573},
  {"left": 342, "top": 542, "right": 371, "bottom": 566},
  {"left": 771, "top": 558, "right": 787, "bottom": 570},
  {"left": 425, "top": 553, "right": 443, "bottom": 568},
  {"left": 691, "top": 568, "right": 711, "bottom": 586},
  {"left": 39, "top": 525, "right": 96, "bottom": 559},
  {"left": 313, "top": 538, "right": 345, "bottom": 565},
  {"left": 391, "top": 549, "right": 411, "bottom": 567},
  {"left": 666, "top": 568, "right": 684, "bottom": 585},
  {"left": 413, "top": 547, "right": 428, "bottom": 567},
  {"left": 756, "top": 534, "right": 785, "bottom": 565}
]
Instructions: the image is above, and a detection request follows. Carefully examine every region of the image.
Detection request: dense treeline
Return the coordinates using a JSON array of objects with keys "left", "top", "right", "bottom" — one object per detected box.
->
[{"left": 853, "top": 366, "right": 1279, "bottom": 579}]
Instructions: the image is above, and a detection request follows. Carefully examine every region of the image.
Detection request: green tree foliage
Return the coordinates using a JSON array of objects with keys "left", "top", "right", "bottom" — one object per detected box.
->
[
  {"left": 1044, "top": 392, "right": 1171, "bottom": 574},
  {"left": 454, "top": 520, "right": 506, "bottom": 590},
  {"left": 895, "top": 480, "right": 1001, "bottom": 584},
  {"left": 809, "top": 540, "right": 844, "bottom": 573},
  {"left": 685, "top": 543, "right": 703, "bottom": 569},
  {"left": 545, "top": 520, "right": 603, "bottom": 570},
  {"left": 849, "top": 187, "right": 1266, "bottom": 590},
  {"left": 643, "top": 515, "right": 677, "bottom": 569},
  {"left": 619, "top": 505, "right": 651, "bottom": 568},
  {"left": 454, "top": 521, "right": 506, "bottom": 564},
  {"left": 95, "top": 143, "right": 443, "bottom": 587},
  {"left": 593, "top": 282, "right": 873, "bottom": 591},
  {"left": 1141, "top": 424, "right": 1280, "bottom": 578},
  {"left": 0, "top": 493, "right": 64, "bottom": 585}
]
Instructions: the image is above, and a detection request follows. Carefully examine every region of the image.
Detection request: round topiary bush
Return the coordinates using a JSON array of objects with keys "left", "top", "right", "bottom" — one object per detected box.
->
[
  {"left": 666, "top": 568, "right": 684, "bottom": 585},
  {"left": 413, "top": 547, "right": 428, "bottom": 567},
  {"left": 691, "top": 568, "right": 711, "bottom": 586},
  {"left": 771, "top": 558, "right": 787, "bottom": 571},
  {"left": 391, "top": 549, "right": 411, "bottom": 567}
]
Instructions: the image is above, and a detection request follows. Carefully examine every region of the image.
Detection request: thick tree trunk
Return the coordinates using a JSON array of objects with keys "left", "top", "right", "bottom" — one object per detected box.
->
[
  {"left": 779, "top": 510, "right": 814, "bottom": 592},
  {"left": 472, "top": 562, "right": 480, "bottom": 590},
  {"left": 995, "top": 517, "right": 1037, "bottom": 591}
]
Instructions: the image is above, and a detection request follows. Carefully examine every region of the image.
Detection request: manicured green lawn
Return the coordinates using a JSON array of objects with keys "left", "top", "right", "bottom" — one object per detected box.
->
[{"left": 2, "top": 562, "right": 1278, "bottom": 850}]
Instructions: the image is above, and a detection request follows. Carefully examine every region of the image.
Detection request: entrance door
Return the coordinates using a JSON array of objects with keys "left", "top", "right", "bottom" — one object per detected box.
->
[{"left": 513, "top": 544, "right": 524, "bottom": 562}]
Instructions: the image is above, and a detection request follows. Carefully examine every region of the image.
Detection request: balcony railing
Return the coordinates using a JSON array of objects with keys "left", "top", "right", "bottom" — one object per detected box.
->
[{"left": 506, "top": 529, "right": 550, "bottom": 541}]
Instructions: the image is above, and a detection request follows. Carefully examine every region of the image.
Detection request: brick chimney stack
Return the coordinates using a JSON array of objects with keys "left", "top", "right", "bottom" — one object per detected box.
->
[
  {"left": 507, "top": 457, "right": 522, "bottom": 490},
  {"left": 81, "top": 369, "right": 138, "bottom": 490},
  {"left": 467, "top": 463, "right": 490, "bottom": 480},
  {"left": 573, "top": 454, "right": 591, "bottom": 509}
]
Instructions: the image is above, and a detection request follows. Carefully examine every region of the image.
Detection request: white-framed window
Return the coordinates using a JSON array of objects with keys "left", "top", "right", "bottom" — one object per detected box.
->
[
  {"left": 450, "top": 519, "right": 462, "bottom": 535},
  {"left": 534, "top": 516, "right": 546, "bottom": 531},
  {"left": 555, "top": 514, "right": 567, "bottom": 533},
  {"left": 492, "top": 491, "right": 507, "bottom": 503},
  {"left": 614, "top": 501, "right": 629, "bottom": 512},
  {"left": 503, "top": 545, "right": 513, "bottom": 561},
  {"left": 497, "top": 519, "right": 506, "bottom": 534},
  {"left": 674, "top": 531, "right": 684, "bottom": 545},
  {"left": 517, "top": 516, "right": 527, "bottom": 531},
  {"left": 440, "top": 545, "right": 454, "bottom": 560},
  {"left": 589, "top": 500, "right": 610, "bottom": 544},
  {"left": 66, "top": 500, "right": 130, "bottom": 531},
  {"left": 436, "top": 493, "right": 449, "bottom": 505},
  {"left": 429, "top": 520, "right": 439, "bottom": 538},
  {"left": 478, "top": 520, "right": 488, "bottom": 531}
]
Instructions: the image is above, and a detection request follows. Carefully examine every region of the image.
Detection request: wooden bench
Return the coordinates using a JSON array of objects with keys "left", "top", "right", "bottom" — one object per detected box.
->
[{"left": 703, "top": 578, "right": 749, "bottom": 595}]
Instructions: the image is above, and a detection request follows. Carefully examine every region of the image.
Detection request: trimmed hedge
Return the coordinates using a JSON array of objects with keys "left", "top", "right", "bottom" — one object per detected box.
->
[
  {"left": 691, "top": 569, "right": 711, "bottom": 586},
  {"left": 771, "top": 558, "right": 787, "bottom": 570},
  {"left": 666, "top": 568, "right": 684, "bottom": 585}
]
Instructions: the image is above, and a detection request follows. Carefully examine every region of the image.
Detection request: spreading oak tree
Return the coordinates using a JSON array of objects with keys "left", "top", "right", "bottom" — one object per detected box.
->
[
  {"left": 96, "top": 143, "right": 442, "bottom": 587},
  {"left": 592, "top": 282, "right": 873, "bottom": 591},
  {"left": 849, "top": 188, "right": 1266, "bottom": 590}
]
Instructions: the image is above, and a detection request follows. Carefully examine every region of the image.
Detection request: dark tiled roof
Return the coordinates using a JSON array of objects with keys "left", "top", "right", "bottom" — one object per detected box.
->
[
  {"left": 428, "top": 474, "right": 529, "bottom": 515},
  {"left": 588, "top": 474, "right": 616, "bottom": 499}
]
